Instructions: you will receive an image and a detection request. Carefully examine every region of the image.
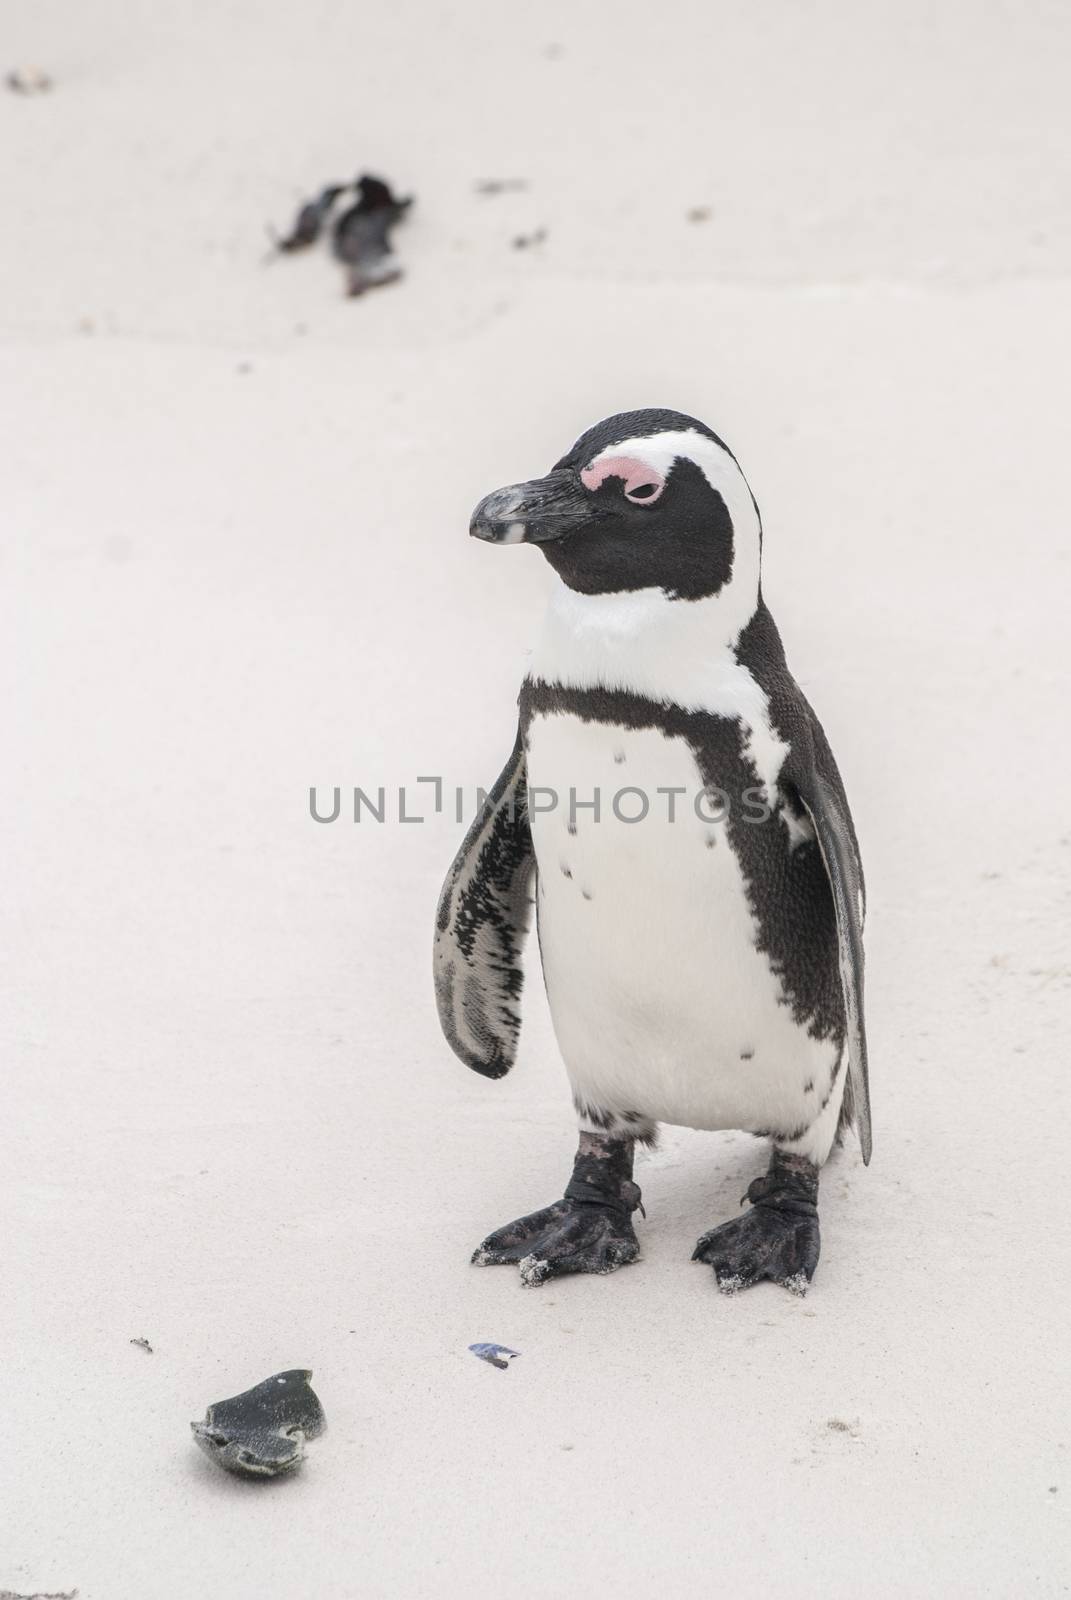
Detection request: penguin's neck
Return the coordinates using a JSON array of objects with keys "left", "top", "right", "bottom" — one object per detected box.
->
[{"left": 528, "top": 573, "right": 761, "bottom": 713}]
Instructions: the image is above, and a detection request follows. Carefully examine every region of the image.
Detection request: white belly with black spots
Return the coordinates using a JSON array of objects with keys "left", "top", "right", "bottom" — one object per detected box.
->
[{"left": 527, "top": 710, "right": 839, "bottom": 1138}]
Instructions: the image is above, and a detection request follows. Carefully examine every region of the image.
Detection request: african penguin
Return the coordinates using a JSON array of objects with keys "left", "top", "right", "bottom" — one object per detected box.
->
[
  {"left": 434, "top": 408, "right": 871, "bottom": 1294},
  {"left": 332, "top": 176, "right": 412, "bottom": 296}
]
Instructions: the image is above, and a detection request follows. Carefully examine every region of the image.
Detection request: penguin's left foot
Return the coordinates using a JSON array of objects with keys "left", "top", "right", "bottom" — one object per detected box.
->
[
  {"left": 472, "top": 1132, "right": 642, "bottom": 1286},
  {"left": 692, "top": 1149, "right": 821, "bottom": 1295}
]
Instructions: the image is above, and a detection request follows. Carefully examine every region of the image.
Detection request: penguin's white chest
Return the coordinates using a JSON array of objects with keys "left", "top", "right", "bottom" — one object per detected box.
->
[{"left": 526, "top": 709, "right": 837, "bottom": 1135}]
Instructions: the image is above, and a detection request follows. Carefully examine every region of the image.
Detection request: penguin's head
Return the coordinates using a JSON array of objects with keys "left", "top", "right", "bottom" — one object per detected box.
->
[{"left": 470, "top": 408, "right": 761, "bottom": 605}]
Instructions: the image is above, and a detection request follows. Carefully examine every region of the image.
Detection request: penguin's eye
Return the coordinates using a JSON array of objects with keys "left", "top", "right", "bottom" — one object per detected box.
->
[{"left": 622, "top": 474, "right": 665, "bottom": 506}]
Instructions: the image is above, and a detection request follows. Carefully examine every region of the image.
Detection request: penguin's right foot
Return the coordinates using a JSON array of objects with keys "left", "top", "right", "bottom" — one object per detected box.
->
[
  {"left": 472, "top": 1132, "right": 642, "bottom": 1286},
  {"left": 473, "top": 1198, "right": 641, "bottom": 1285}
]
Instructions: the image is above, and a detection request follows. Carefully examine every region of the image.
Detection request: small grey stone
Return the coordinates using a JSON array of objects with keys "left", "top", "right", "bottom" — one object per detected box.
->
[{"left": 191, "top": 1370, "right": 325, "bottom": 1479}]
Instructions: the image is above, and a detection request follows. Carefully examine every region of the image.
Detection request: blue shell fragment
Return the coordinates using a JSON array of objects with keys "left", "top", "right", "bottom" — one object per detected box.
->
[{"left": 469, "top": 1343, "right": 520, "bottom": 1371}]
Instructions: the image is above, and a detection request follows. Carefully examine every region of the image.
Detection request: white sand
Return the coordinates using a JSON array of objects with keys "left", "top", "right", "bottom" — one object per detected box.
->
[{"left": 3, "top": 3, "right": 1070, "bottom": 1596}]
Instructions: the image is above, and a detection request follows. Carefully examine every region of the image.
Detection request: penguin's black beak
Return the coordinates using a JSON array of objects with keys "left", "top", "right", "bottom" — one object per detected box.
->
[{"left": 470, "top": 469, "right": 590, "bottom": 545}]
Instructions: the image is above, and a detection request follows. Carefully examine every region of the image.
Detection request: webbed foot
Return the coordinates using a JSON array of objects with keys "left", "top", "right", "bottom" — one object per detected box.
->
[
  {"left": 692, "top": 1149, "right": 821, "bottom": 1295},
  {"left": 474, "top": 1198, "right": 640, "bottom": 1284},
  {"left": 472, "top": 1131, "right": 642, "bottom": 1286}
]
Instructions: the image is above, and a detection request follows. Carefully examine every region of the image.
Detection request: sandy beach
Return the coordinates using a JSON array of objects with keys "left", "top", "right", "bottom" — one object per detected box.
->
[{"left": 3, "top": 3, "right": 1070, "bottom": 1596}]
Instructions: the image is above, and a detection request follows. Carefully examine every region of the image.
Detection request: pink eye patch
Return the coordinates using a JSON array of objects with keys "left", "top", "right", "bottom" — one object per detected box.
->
[{"left": 580, "top": 454, "right": 666, "bottom": 505}]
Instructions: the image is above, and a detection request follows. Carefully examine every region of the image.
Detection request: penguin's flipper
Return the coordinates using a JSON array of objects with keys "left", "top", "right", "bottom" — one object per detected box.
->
[
  {"left": 794, "top": 769, "right": 872, "bottom": 1165},
  {"left": 434, "top": 731, "right": 534, "bottom": 1078}
]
